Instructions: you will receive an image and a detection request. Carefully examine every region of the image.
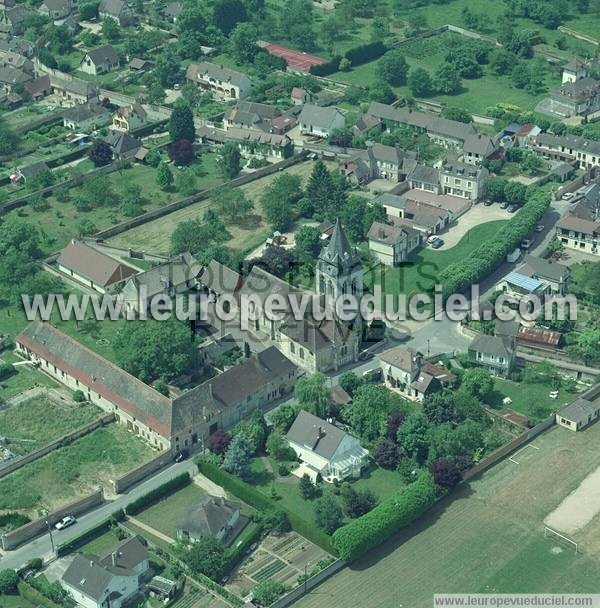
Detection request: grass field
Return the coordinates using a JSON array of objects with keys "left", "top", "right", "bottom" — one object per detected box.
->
[
  {"left": 0, "top": 351, "right": 59, "bottom": 402},
  {"left": 0, "top": 424, "right": 154, "bottom": 513},
  {"left": 0, "top": 394, "right": 100, "bottom": 455},
  {"left": 135, "top": 483, "right": 207, "bottom": 540},
  {"left": 365, "top": 220, "right": 507, "bottom": 300},
  {"left": 78, "top": 527, "right": 127, "bottom": 557},
  {"left": 295, "top": 423, "right": 600, "bottom": 608},
  {"left": 108, "top": 160, "right": 337, "bottom": 255}
]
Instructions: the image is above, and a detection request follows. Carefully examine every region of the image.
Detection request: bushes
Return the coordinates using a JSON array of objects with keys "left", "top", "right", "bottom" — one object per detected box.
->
[
  {"left": 224, "top": 522, "right": 263, "bottom": 572},
  {"left": 0, "top": 512, "right": 30, "bottom": 531},
  {"left": 310, "top": 56, "right": 341, "bottom": 76},
  {"left": 125, "top": 473, "right": 190, "bottom": 516},
  {"left": 332, "top": 472, "right": 438, "bottom": 562},
  {"left": 438, "top": 190, "right": 550, "bottom": 298},
  {"left": 196, "top": 458, "right": 336, "bottom": 554},
  {"left": 345, "top": 41, "right": 387, "bottom": 66}
]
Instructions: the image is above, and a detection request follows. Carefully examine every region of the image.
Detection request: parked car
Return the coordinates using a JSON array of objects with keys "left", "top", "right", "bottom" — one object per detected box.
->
[
  {"left": 174, "top": 450, "right": 189, "bottom": 463},
  {"left": 484, "top": 199, "right": 493, "bottom": 206},
  {"left": 431, "top": 238, "right": 444, "bottom": 249},
  {"left": 55, "top": 516, "right": 76, "bottom": 531},
  {"left": 507, "top": 204, "right": 519, "bottom": 213},
  {"left": 562, "top": 192, "right": 575, "bottom": 200},
  {"left": 358, "top": 351, "right": 374, "bottom": 361},
  {"left": 521, "top": 239, "right": 533, "bottom": 250},
  {"left": 535, "top": 224, "right": 544, "bottom": 232},
  {"left": 500, "top": 202, "right": 509, "bottom": 210},
  {"left": 427, "top": 235, "right": 438, "bottom": 244}
]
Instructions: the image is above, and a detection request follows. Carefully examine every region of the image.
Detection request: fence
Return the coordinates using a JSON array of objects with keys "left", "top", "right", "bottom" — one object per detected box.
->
[
  {"left": 0, "top": 489, "right": 104, "bottom": 550},
  {"left": 557, "top": 25, "right": 599, "bottom": 46},
  {"left": 111, "top": 450, "right": 173, "bottom": 494},
  {"left": 93, "top": 151, "right": 309, "bottom": 240},
  {"left": 0, "top": 412, "right": 114, "bottom": 481},
  {"left": 462, "top": 414, "right": 555, "bottom": 482}
]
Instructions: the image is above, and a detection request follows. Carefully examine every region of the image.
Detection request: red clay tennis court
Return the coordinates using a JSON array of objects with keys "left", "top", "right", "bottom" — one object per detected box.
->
[{"left": 265, "top": 43, "right": 328, "bottom": 73}]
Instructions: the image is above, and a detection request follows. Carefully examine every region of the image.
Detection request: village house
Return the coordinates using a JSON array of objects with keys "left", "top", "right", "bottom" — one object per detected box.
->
[
  {"left": 56, "top": 240, "right": 138, "bottom": 293},
  {"left": 286, "top": 410, "right": 369, "bottom": 482},
  {"left": 79, "top": 44, "right": 120, "bottom": 76},
  {"left": 197, "top": 259, "right": 242, "bottom": 300},
  {"left": 408, "top": 164, "right": 440, "bottom": 193},
  {"left": 104, "top": 130, "right": 145, "bottom": 161},
  {"left": 528, "top": 133, "right": 600, "bottom": 170},
  {"left": 39, "top": 0, "right": 72, "bottom": 20},
  {"left": 98, "top": 0, "right": 132, "bottom": 25},
  {"left": 298, "top": 104, "right": 345, "bottom": 138},
  {"left": 496, "top": 271, "right": 547, "bottom": 303},
  {"left": 379, "top": 346, "right": 453, "bottom": 402},
  {"left": 163, "top": 1, "right": 181, "bottom": 22},
  {"left": 468, "top": 333, "right": 516, "bottom": 377},
  {"left": 516, "top": 254, "right": 570, "bottom": 295},
  {"left": 1, "top": 5, "right": 32, "bottom": 35},
  {"left": 62, "top": 102, "right": 111, "bottom": 130},
  {"left": 50, "top": 73, "right": 99, "bottom": 107},
  {"left": 439, "top": 161, "right": 488, "bottom": 202},
  {"left": 340, "top": 143, "right": 417, "bottom": 185},
  {"left": 112, "top": 102, "right": 147, "bottom": 132},
  {"left": 186, "top": 62, "right": 251, "bottom": 99},
  {"left": 23, "top": 74, "right": 51, "bottom": 101},
  {"left": 463, "top": 133, "right": 496, "bottom": 165},
  {"left": 62, "top": 537, "right": 149, "bottom": 608},
  {"left": 556, "top": 184, "right": 600, "bottom": 255},
  {"left": 223, "top": 100, "right": 284, "bottom": 132},
  {"left": 562, "top": 58, "right": 588, "bottom": 84},
  {"left": 367, "top": 217, "right": 421, "bottom": 266},
  {"left": 291, "top": 86, "right": 310, "bottom": 105},
  {"left": 556, "top": 383, "right": 600, "bottom": 431},
  {"left": 0, "top": 65, "right": 31, "bottom": 96},
  {"left": 374, "top": 192, "right": 451, "bottom": 235},
  {"left": 0, "top": 50, "right": 33, "bottom": 74},
  {"left": 128, "top": 58, "right": 154, "bottom": 72},
  {"left": 176, "top": 496, "right": 243, "bottom": 544}
]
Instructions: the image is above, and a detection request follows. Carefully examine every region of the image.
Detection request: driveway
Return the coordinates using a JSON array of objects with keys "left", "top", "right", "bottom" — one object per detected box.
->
[{"left": 436, "top": 204, "right": 511, "bottom": 250}]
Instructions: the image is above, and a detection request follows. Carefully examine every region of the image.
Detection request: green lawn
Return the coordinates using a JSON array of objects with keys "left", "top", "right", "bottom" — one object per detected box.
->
[
  {"left": 0, "top": 395, "right": 100, "bottom": 455},
  {"left": 486, "top": 378, "right": 573, "bottom": 423},
  {"left": 365, "top": 220, "right": 507, "bottom": 301},
  {"left": 0, "top": 424, "right": 154, "bottom": 513},
  {"left": 135, "top": 483, "right": 207, "bottom": 540},
  {"left": 347, "top": 465, "right": 406, "bottom": 502},
  {"left": 78, "top": 527, "right": 127, "bottom": 556},
  {"left": 0, "top": 351, "right": 59, "bottom": 402}
]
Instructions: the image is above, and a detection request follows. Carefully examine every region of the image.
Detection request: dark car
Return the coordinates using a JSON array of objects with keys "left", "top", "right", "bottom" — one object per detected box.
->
[
  {"left": 358, "top": 351, "right": 374, "bottom": 361},
  {"left": 507, "top": 204, "right": 519, "bottom": 213},
  {"left": 483, "top": 199, "right": 493, "bottom": 206},
  {"left": 174, "top": 450, "right": 189, "bottom": 463},
  {"left": 431, "top": 238, "right": 444, "bottom": 249}
]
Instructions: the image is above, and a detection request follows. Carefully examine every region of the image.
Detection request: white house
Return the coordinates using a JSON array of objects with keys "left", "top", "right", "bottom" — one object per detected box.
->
[
  {"left": 286, "top": 410, "right": 369, "bottom": 482},
  {"left": 79, "top": 45, "right": 120, "bottom": 76},
  {"left": 185, "top": 62, "right": 251, "bottom": 99},
  {"left": 298, "top": 104, "right": 345, "bottom": 138},
  {"left": 112, "top": 102, "right": 147, "bottom": 132},
  {"left": 556, "top": 384, "right": 600, "bottom": 431},
  {"left": 367, "top": 218, "right": 420, "bottom": 266}
]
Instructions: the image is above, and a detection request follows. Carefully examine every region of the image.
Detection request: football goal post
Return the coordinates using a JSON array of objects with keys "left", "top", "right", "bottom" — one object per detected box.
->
[{"left": 544, "top": 526, "right": 579, "bottom": 554}]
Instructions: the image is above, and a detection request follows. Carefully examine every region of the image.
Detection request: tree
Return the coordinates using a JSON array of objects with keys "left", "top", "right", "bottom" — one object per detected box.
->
[
  {"left": 299, "top": 473, "right": 318, "bottom": 500},
  {"left": 213, "top": 0, "right": 247, "bottom": 35},
  {"left": 214, "top": 185, "right": 253, "bottom": 223},
  {"left": 372, "top": 439, "right": 401, "bottom": 469},
  {"left": 79, "top": 0, "right": 99, "bottom": 20},
  {"left": 0, "top": 117, "right": 18, "bottom": 155},
  {"left": 484, "top": 176, "right": 507, "bottom": 201},
  {"left": 314, "top": 492, "right": 343, "bottom": 534},
  {"left": 233, "top": 410, "right": 268, "bottom": 453},
  {"left": 270, "top": 404, "right": 298, "bottom": 434},
  {"left": 423, "top": 392, "right": 457, "bottom": 425},
  {"left": 376, "top": 50, "right": 408, "bottom": 86},
  {"left": 114, "top": 318, "right": 195, "bottom": 383},
  {"left": 207, "top": 430, "right": 230, "bottom": 454},
  {"left": 341, "top": 485, "right": 377, "bottom": 518},
  {"left": 435, "top": 63, "right": 462, "bottom": 94},
  {"left": 156, "top": 162, "right": 174, "bottom": 189},
  {"left": 386, "top": 410, "right": 406, "bottom": 440},
  {"left": 396, "top": 414, "right": 431, "bottom": 463},
  {"left": 369, "top": 79, "right": 396, "bottom": 104},
  {"left": 169, "top": 102, "right": 195, "bottom": 143},
  {"left": 120, "top": 184, "right": 144, "bottom": 217},
  {"left": 460, "top": 368, "right": 494, "bottom": 401},
  {"left": 88, "top": 140, "right": 113, "bottom": 167},
  {"left": 407, "top": 67, "right": 433, "bottom": 97},
  {"left": 305, "top": 160, "right": 336, "bottom": 218},
  {"left": 222, "top": 430, "right": 254, "bottom": 479},
  {"left": 294, "top": 226, "right": 322, "bottom": 265},
  {"left": 429, "top": 459, "right": 461, "bottom": 491},
  {"left": 280, "top": 0, "right": 314, "bottom": 49},
  {"left": 153, "top": 46, "right": 183, "bottom": 87},
  {"left": 253, "top": 580, "right": 285, "bottom": 606},
  {"left": 266, "top": 432, "right": 296, "bottom": 461},
  {"left": 183, "top": 536, "right": 226, "bottom": 580},
  {"left": 442, "top": 106, "right": 471, "bottom": 123},
  {"left": 100, "top": 17, "right": 119, "bottom": 41},
  {"left": 230, "top": 22, "right": 259, "bottom": 63},
  {"left": 294, "top": 373, "right": 330, "bottom": 418},
  {"left": 261, "top": 510, "right": 290, "bottom": 535},
  {"left": 218, "top": 142, "right": 241, "bottom": 179},
  {"left": 489, "top": 48, "right": 515, "bottom": 75},
  {"left": 341, "top": 195, "right": 386, "bottom": 243},
  {"left": 504, "top": 181, "right": 527, "bottom": 206},
  {"left": 175, "top": 168, "right": 197, "bottom": 196},
  {"left": 0, "top": 569, "right": 19, "bottom": 594},
  {"left": 261, "top": 174, "right": 302, "bottom": 232},
  {"left": 338, "top": 371, "right": 363, "bottom": 398},
  {"left": 168, "top": 139, "right": 195, "bottom": 166}
]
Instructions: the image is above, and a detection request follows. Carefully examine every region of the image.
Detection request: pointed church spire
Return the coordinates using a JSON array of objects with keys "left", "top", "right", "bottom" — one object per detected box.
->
[{"left": 325, "top": 218, "right": 354, "bottom": 261}]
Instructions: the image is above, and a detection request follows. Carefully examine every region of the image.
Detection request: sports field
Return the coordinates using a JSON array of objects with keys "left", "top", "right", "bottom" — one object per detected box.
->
[{"left": 295, "top": 422, "right": 600, "bottom": 608}]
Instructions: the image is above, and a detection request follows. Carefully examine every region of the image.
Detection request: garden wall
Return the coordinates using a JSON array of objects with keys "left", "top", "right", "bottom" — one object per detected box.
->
[
  {"left": 0, "top": 412, "right": 114, "bottom": 481},
  {"left": 0, "top": 489, "right": 104, "bottom": 550},
  {"left": 111, "top": 450, "right": 174, "bottom": 494}
]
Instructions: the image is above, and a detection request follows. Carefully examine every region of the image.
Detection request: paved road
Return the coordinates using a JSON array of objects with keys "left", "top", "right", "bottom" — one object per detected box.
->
[{"left": 0, "top": 460, "right": 196, "bottom": 570}]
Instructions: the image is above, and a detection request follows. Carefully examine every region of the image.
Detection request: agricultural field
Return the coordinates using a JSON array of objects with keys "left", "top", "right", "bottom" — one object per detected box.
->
[
  {"left": 108, "top": 160, "right": 337, "bottom": 255},
  {"left": 134, "top": 482, "right": 207, "bottom": 540},
  {"left": 170, "top": 583, "right": 231, "bottom": 608},
  {"left": 0, "top": 423, "right": 154, "bottom": 514},
  {"left": 0, "top": 393, "right": 100, "bottom": 455},
  {"left": 295, "top": 423, "right": 600, "bottom": 608}
]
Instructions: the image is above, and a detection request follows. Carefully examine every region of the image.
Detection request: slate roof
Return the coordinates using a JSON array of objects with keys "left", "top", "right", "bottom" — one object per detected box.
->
[
  {"left": 226, "top": 100, "right": 280, "bottom": 122},
  {"left": 99, "top": 536, "right": 148, "bottom": 571},
  {"left": 367, "top": 219, "right": 414, "bottom": 245},
  {"left": 0, "top": 65, "right": 31, "bottom": 85},
  {"left": 409, "top": 163, "right": 439, "bottom": 185},
  {"left": 42, "top": 0, "right": 70, "bottom": 11},
  {"left": 441, "top": 160, "right": 486, "bottom": 179},
  {"left": 469, "top": 334, "right": 513, "bottom": 358},
  {"left": 57, "top": 240, "right": 137, "bottom": 288},
  {"left": 63, "top": 102, "right": 110, "bottom": 124},
  {"left": 16, "top": 322, "right": 175, "bottom": 439},
  {"left": 318, "top": 218, "right": 361, "bottom": 271},
  {"left": 51, "top": 73, "right": 99, "bottom": 97},
  {"left": 99, "top": 0, "right": 126, "bottom": 16},
  {"left": 177, "top": 495, "right": 240, "bottom": 538},
  {"left": 463, "top": 133, "right": 495, "bottom": 157},
  {"left": 24, "top": 74, "right": 50, "bottom": 97},
  {"left": 240, "top": 266, "right": 295, "bottom": 300},
  {"left": 126, "top": 253, "right": 201, "bottom": 298},
  {"left": 534, "top": 132, "right": 600, "bottom": 157},
  {"left": 518, "top": 254, "right": 569, "bottom": 283},
  {"left": 104, "top": 130, "right": 141, "bottom": 156},
  {"left": 299, "top": 104, "right": 343, "bottom": 130},
  {"left": 85, "top": 44, "right": 119, "bottom": 67},
  {"left": 379, "top": 345, "right": 420, "bottom": 373},
  {"left": 186, "top": 62, "right": 251, "bottom": 88},
  {"left": 279, "top": 315, "right": 351, "bottom": 353},
  {"left": 374, "top": 192, "right": 406, "bottom": 210},
  {"left": 199, "top": 260, "right": 242, "bottom": 296},
  {"left": 494, "top": 319, "right": 520, "bottom": 339},
  {"left": 286, "top": 410, "right": 348, "bottom": 460},
  {"left": 558, "top": 383, "right": 600, "bottom": 425},
  {"left": 551, "top": 77, "right": 600, "bottom": 102},
  {"left": 63, "top": 555, "right": 117, "bottom": 602}
]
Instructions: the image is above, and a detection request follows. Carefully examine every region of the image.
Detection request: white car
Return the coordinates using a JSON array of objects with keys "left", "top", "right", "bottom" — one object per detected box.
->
[
  {"left": 535, "top": 224, "right": 544, "bottom": 233},
  {"left": 562, "top": 192, "right": 575, "bottom": 200},
  {"left": 55, "top": 516, "right": 76, "bottom": 531}
]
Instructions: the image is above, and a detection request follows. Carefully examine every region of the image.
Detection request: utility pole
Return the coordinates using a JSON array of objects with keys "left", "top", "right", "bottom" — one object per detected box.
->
[{"left": 45, "top": 520, "right": 55, "bottom": 555}]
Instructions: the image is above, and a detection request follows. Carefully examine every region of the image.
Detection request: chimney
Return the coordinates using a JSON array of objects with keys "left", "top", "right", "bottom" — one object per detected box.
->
[{"left": 111, "top": 552, "right": 117, "bottom": 567}]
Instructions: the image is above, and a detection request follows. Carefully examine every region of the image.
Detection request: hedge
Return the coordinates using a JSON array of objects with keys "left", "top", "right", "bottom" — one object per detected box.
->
[
  {"left": 438, "top": 189, "right": 550, "bottom": 298},
  {"left": 125, "top": 473, "right": 190, "bottom": 516},
  {"left": 332, "top": 472, "right": 438, "bottom": 562},
  {"left": 56, "top": 519, "right": 113, "bottom": 557},
  {"left": 224, "top": 522, "right": 263, "bottom": 572},
  {"left": 344, "top": 41, "right": 387, "bottom": 66},
  {"left": 197, "top": 460, "right": 336, "bottom": 555},
  {"left": 309, "top": 56, "right": 341, "bottom": 76}
]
